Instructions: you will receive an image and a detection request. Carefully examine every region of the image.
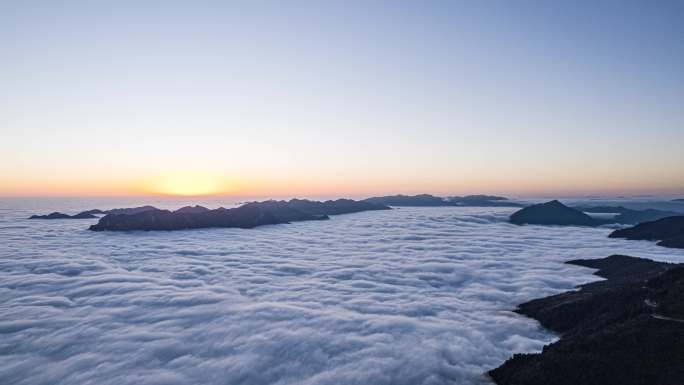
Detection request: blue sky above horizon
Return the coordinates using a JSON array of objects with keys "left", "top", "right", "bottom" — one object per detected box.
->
[{"left": 1, "top": 0, "right": 683, "bottom": 197}]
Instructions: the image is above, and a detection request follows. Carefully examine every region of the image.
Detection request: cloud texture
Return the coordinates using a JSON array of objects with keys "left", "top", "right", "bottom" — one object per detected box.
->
[{"left": 2, "top": 204, "right": 684, "bottom": 385}]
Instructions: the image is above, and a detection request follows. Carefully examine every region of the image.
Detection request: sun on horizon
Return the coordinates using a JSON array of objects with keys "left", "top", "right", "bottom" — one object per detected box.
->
[
  {"left": 2, "top": 2, "right": 684, "bottom": 385},
  {"left": 142, "top": 172, "right": 234, "bottom": 197}
]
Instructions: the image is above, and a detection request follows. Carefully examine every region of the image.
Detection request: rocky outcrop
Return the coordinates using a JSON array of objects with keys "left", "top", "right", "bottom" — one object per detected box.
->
[
  {"left": 609, "top": 216, "right": 684, "bottom": 249},
  {"left": 89, "top": 199, "right": 390, "bottom": 231},
  {"left": 489, "top": 255, "right": 684, "bottom": 385},
  {"left": 510, "top": 200, "right": 600, "bottom": 226},
  {"left": 29, "top": 212, "right": 97, "bottom": 219}
]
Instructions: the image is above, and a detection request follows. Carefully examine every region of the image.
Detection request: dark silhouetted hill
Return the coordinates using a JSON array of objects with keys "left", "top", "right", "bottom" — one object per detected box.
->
[
  {"left": 609, "top": 216, "right": 684, "bottom": 249},
  {"left": 174, "top": 205, "right": 211, "bottom": 214},
  {"left": 574, "top": 205, "right": 629, "bottom": 213},
  {"left": 613, "top": 208, "right": 680, "bottom": 224},
  {"left": 447, "top": 195, "right": 523, "bottom": 207},
  {"left": 104, "top": 205, "right": 158, "bottom": 215},
  {"left": 89, "top": 199, "right": 390, "bottom": 231},
  {"left": 29, "top": 206, "right": 158, "bottom": 220},
  {"left": 363, "top": 194, "right": 522, "bottom": 207},
  {"left": 490, "top": 255, "right": 684, "bottom": 385},
  {"left": 79, "top": 209, "right": 107, "bottom": 215},
  {"left": 29, "top": 212, "right": 97, "bottom": 219},
  {"left": 363, "top": 194, "right": 447, "bottom": 206},
  {"left": 573, "top": 205, "right": 679, "bottom": 225},
  {"left": 510, "top": 200, "right": 600, "bottom": 226}
]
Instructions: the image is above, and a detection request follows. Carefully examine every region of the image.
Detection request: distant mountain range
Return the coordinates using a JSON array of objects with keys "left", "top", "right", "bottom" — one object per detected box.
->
[
  {"left": 29, "top": 206, "right": 158, "bottom": 219},
  {"left": 509, "top": 200, "right": 683, "bottom": 227},
  {"left": 27, "top": 195, "right": 684, "bottom": 245},
  {"left": 362, "top": 194, "right": 524, "bottom": 207},
  {"left": 88, "top": 199, "right": 390, "bottom": 231},
  {"left": 508, "top": 200, "right": 684, "bottom": 249}
]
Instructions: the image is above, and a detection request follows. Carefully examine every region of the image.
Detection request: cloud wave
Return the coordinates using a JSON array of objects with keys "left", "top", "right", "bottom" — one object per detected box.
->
[{"left": 2, "top": 205, "right": 684, "bottom": 385}]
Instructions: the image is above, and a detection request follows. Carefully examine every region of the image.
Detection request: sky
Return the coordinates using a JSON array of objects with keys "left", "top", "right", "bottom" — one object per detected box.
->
[{"left": 1, "top": 0, "right": 683, "bottom": 198}]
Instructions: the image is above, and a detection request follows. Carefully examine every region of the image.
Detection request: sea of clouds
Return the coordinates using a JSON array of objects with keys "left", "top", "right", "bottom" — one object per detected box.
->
[{"left": 2, "top": 200, "right": 684, "bottom": 385}]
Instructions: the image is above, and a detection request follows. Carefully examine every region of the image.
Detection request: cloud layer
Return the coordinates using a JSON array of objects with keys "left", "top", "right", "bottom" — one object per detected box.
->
[{"left": 2, "top": 204, "right": 684, "bottom": 385}]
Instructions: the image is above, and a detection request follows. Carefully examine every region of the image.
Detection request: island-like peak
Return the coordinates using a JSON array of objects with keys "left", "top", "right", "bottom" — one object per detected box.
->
[
  {"left": 363, "top": 194, "right": 522, "bottom": 207},
  {"left": 89, "top": 199, "right": 390, "bottom": 232},
  {"left": 29, "top": 211, "right": 97, "bottom": 220},
  {"left": 609, "top": 215, "right": 684, "bottom": 249},
  {"left": 509, "top": 200, "right": 600, "bottom": 226}
]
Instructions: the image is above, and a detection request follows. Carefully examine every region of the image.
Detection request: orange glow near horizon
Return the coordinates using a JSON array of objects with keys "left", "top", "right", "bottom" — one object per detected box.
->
[
  {"left": 1, "top": 159, "right": 683, "bottom": 199},
  {"left": 139, "top": 172, "right": 236, "bottom": 197},
  {"left": 1, "top": 171, "right": 683, "bottom": 199}
]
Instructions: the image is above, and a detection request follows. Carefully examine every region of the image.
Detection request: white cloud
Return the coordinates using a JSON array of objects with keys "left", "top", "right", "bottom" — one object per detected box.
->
[{"left": 1, "top": 205, "right": 684, "bottom": 385}]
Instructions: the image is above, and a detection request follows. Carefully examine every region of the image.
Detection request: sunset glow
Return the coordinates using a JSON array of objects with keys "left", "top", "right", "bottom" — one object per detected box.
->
[
  {"left": 143, "top": 172, "right": 234, "bottom": 197},
  {"left": 1, "top": 1, "right": 683, "bottom": 198},
  {"left": 3, "top": 3, "right": 684, "bottom": 385}
]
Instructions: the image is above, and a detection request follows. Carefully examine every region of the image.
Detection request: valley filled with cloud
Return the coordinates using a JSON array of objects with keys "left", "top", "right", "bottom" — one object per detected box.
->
[{"left": 2, "top": 206, "right": 684, "bottom": 385}]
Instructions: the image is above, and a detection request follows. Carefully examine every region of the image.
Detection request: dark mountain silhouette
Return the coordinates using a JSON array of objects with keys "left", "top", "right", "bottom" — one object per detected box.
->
[
  {"left": 89, "top": 199, "right": 390, "bottom": 231},
  {"left": 363, "top": 194, "right": 522, "bottom": 207},
  {"left": 79, "top": 209, "right": 107, "bottom": 215},
  {"left": 573, "top": 205, "right": 679, "bottom": 225},
  {"left": 613, "top": 208, "right": 680, "bottom": 224},
  {"left": 174, "top": 205, "right": 211, "bottom": 214},
  {"left": 574, "top": 205, "right": 629, "bottom": 213},
  {"left": 490, "top": 255, "right": 684, "bottom": 385},
  {"left": 363, "top": 194, "right": 447, "bottom": 206},
  {"left": 29, "top": 206, "right": 157, "bottom": 220},
  {"left": 661, "top": 236, "right": 684, "bottom": 248},
  {"left": 452, "top": 194, "right": 508, "bottom": 201},
  {"left": 609, "top": 216, "right": 684, "bottom": 249},
  {"left": 31, "top": 194, "right": 522, "bottom": 221},
  {"left": 104, "top": 205, "right": 158, "bottom": 215},
  {"left": 510, "top": 200, "right": 600, "bottom": 226},
  {"left": 447, "top": 195, "right": 523, "bottom": 207},
  {"left": 286, "top": 198, "right": 394, "bottom": 214},
  {"left": 29, "top": 212, "right": 97, "bottom": 219}
]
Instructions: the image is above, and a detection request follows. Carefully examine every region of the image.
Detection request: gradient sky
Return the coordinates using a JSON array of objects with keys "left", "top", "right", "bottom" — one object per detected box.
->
[{"left": 1, "top": 0, "right": 683, "bottom": 197}]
